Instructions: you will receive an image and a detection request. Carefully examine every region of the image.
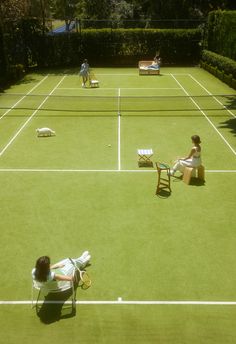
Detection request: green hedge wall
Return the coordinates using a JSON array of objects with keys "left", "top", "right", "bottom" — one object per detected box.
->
[
  {"left": 207, "top": 10, "right": 236, "bottom": 60},
  {"left": 200, "top": 49, "right": 236, "bottom": 89},
  {"left": 31, "top": 28, "right": 201, "bottom": 67}
]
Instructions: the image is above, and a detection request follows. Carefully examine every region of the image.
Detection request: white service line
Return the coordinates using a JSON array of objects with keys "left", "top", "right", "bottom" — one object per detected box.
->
[
  {"left": 171, "top": 74, "right": 236, "bottom": 157},
  {"left": 0, "top": 76, "right": 66, "bottom": 157},
  {"left": 58, "top": 87, "right": 181, "bottom": 90},
  {"left": 0, "top": 75, "right": 49, "bottom": 120},
  {"left": 94, "top": 73, "right": 189, "bottom": 76},
  {"left": 0, "top": 169, "right": 235, "bottom": 173},
  {"left": 1, "top": 300, "right": 236, "bottom": 306},
  {"left": 188, "top": 74, "right": 236, "bottom": 118}
]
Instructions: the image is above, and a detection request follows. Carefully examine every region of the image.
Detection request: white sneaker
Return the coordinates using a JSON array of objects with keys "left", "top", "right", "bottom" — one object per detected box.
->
[
  {"left": 168, "top": 169, "right": 175, "bottom": 176},
  {"left": 81, "top": 254, "right": 91, "bottom": 268},
  {"left": 81, "top": 251, "right": 89, "bottom": 259},
  {"left": 82, "top": 83, "right": 85, "bottom": 88}
]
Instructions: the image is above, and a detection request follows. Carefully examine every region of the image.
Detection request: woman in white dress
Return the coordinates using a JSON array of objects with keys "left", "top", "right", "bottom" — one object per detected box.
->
[
  {"left": 170, "top": 135, "right": 202, "bottom": 176},
  {"left": 79, "top": 59, "right": 90, "bottom": 87}
]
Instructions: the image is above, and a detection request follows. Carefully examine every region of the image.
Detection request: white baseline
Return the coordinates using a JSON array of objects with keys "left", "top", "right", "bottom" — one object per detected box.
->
[{"left": 1, "top": 300, "right": 236, "bottom": 306}]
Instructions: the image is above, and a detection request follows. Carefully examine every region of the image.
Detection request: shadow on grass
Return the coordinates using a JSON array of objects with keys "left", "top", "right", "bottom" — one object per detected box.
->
[
  {"left": 156, "top": 175, "right": 205, "bottom": 197},
  {"left": 138, "top": 161, "right": 154, "bottom": 168},
  {"left": 217, "top": 95, "right": 236, "bottom": 137},
  {"left": 172, "top": 175, "right": 205, "bottom": 187},
  {"left": 156, "top": 189, "right": 171, "bottom": 199},
  {"left": 189, "top": 177, "right": 205, "bottom": 186},
  {"left": 28, "top": 66, "right": 80, "bottom": 76},
  {"left": 36, "top": 289, "right": 76, "bottom": 324},
  {"left": 219, "top": 118, "right": 236, "bottom": 136}
]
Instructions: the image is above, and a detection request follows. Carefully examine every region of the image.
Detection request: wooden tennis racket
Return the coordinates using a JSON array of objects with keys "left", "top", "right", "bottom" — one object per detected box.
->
[{"left": 69, "top": 258, "right": 91, "bottom": 289}]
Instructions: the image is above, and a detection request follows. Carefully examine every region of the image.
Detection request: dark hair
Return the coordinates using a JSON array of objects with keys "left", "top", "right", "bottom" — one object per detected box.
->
[
  {"left": 191, "top": 135, "right": 201, "bottom": 144},
  {"left": 34, "top": 256, "right": 50, "bottom": 282},
  {"left": 83, "top": 59, "right": 88, "bottom": 63}
]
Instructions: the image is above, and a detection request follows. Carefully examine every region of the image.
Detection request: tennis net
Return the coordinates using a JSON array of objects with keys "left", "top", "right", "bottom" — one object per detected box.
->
[{"left": 0, "top": 93, "right": 235, "bottom": 116}]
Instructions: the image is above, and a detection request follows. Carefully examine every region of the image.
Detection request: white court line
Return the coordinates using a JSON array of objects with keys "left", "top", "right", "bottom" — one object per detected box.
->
[
  {"left": 0, "top": 76, "right": 66, "bottom": 157},
  {"left": 188, "top": 74, "right": 236, "bottom": 119},
  {"left": 94, "top": 73, "right": 189, "bottom": 76},
  {"left": 58, "top": 87, "right": 181, "bottom": 90},
  {"left": 0, "top": 169, "right": 235, "bottom": 173},
  {"left": 1, "top": 300, "right": 236, "bottom": 305},
  {"left": 0, "top": 76, "right": 48, "bottom": 120},
  {"left": 118, "top": 88, "right": 121, "bottom": 170},
  {"left": 171, "top": 74, "right": 236, "bottom": 157}
]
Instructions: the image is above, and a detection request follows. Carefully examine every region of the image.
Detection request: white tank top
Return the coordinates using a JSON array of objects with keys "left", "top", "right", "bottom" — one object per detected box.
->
[{"left": 193, "top": 146, "right": 201, "bottom": 158}]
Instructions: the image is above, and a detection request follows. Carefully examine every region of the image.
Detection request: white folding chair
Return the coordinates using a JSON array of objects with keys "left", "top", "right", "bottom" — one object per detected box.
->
[
  {"left": 31, "top": 269, "right": 77, "bottom": 312},
  {"left": 137, "top": 149, "right": 154, "bottom": 166}
]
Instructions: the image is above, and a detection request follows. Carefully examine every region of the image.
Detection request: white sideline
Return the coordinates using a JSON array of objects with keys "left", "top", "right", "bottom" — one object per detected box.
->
[
  {"left": 0, "top": 75, "right": 49, "bottom": 120},
  {"left": 0, "top": 76, "right": 66, "bottom": 157},
  {"left": 1, "top": 300, "right": 236, "bottom": 306},
  {"left": 171, "top": 74, "right": 236, "bottom": 157},
  {"left": 118, "top": 88, "right": 121, "bottom": 170}
]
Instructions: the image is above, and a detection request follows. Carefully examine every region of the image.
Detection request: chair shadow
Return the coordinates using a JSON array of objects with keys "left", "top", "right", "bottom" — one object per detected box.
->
[
  {"left": 171, "top": 175, "right": 205, "bottom": 186},
  {"left": 138, "top": 161, "right": 154, "bottom": 168},
  {"left": 156, "top": 189, "right": 171, "bottom": 198},
  {"left": 36, "top": 288, "right": 76, "bottom": 324},
  {"left": 189, "top": 177, "right": 205, "bottom": 186}
]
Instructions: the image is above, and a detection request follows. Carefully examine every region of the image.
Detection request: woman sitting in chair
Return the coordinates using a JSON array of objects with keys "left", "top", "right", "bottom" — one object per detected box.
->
[
  {"left": 147, "top": 56, "right": 161, "bottom": 70},
  {"left": 32, "top": 251, "right": 91, "bottom": 290},
  {"left": 169, "top": 135, "right": 202, "bottom": 176}
]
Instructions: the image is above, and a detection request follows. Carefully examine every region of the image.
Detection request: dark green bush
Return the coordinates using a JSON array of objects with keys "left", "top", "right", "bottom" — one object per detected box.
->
[
  {"left": 201, "top": 49, "right": 236, "bottom": 88},
  {"left": 201, "top": 50, "right": 236, "bottom": 78},
  {"left": 8, "top": 64, "right": 25, "bottom": 80},
  {"left": 32, "top": 28, "right": 202, "bottom": 67},
  {"left": 232, "top": 79, "right": 236, "bottom": 89},
  {"left": 206, "top": 10, "right": 236, "bottom": 60}
]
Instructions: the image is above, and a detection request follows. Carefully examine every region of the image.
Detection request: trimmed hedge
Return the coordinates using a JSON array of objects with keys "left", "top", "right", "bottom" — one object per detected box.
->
[
  {"left": 31, "top": 28, "right": 202, "bottom": 67},
  {"left": 200, "top": 49, "right": 236, "bottom": 89},
  {"left": 207, "top": 10, "right": 236, "bottom": 60}
]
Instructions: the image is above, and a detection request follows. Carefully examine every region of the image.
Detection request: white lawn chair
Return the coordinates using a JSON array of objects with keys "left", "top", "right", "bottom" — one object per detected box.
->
[
  {"left": 31, "top": 269, "right": 77, "bottom": 312},
  {"left": 89, "top": 71, "right": 99, "bottom": 88}
]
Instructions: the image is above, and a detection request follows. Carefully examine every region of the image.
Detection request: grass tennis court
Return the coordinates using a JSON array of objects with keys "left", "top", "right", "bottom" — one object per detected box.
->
[{"left": 0, "top": 67, "right": 236, "bottom": 344}]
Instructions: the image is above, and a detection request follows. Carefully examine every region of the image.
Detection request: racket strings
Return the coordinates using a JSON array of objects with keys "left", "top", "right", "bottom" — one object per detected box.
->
[{"left": 80, "top": 271, "right": 92, "bottom": 288}]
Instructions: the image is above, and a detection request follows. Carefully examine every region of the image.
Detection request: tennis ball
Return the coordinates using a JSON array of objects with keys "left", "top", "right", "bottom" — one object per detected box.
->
[
  {"left": 108, "top": 144, "right": 111, "bottom": 147},
  {"left": 118, "top": 297, "right": 122, "bottom": 302}
]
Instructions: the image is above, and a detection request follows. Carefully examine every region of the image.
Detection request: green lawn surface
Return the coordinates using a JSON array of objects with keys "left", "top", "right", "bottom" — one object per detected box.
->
[{"left": 0, "top": 67, "right": 235, "bottom": 343}]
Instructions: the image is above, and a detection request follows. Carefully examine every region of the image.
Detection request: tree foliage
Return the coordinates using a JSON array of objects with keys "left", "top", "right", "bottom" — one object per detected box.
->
[{"left": 0, "top": 0, "right": 29, "bottom": 20}]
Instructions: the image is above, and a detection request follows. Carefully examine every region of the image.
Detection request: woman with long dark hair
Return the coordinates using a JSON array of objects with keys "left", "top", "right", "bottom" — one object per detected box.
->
[{"left": 32, "top": 251, "right": 91, "bottom": 290}]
